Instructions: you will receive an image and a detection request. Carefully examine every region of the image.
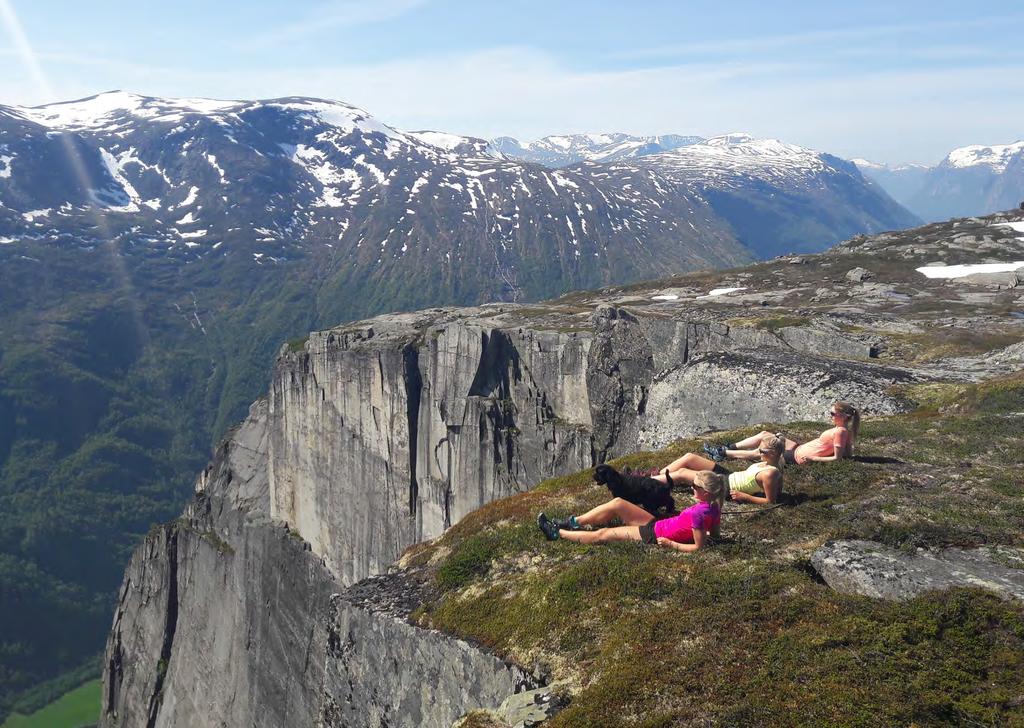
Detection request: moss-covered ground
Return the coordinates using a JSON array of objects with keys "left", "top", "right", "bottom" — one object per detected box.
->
[{"left": 407, "top": 373, "right": 1024, "bottom": 727}]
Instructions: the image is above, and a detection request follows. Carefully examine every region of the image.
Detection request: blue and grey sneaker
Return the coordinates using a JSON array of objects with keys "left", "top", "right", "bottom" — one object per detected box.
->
[
  {"left": 703, "top": 443, "right": 728, "bottom": 462},
  {"left": 549, "top": 515, "right": 579, "bottom": 531},
  {"left": 538, "top": 512, "right": 561, "bottom": 541}
]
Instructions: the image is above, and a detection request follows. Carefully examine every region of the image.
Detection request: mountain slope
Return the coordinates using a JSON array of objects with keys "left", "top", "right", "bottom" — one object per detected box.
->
[{"left": 590, "top": 133, "right": 921, "bottom": 257}]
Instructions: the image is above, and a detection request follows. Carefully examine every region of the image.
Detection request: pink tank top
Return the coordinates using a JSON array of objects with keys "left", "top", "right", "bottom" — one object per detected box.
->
[
  {"left": 794, "top": 426, "right": 849, "bottom": 464},
  {"left": 653, "top": 501, "right": 721, "bottom": 543}
]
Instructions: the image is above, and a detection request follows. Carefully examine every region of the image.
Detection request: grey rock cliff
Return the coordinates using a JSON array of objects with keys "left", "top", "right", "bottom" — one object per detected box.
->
[{"left": 319, "top": 575, "right": 538, "bottom": 728}]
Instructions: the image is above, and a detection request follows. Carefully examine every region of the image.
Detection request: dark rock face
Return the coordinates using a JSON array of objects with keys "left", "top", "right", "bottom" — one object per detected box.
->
[{"left": 811, "top": 540, "right": 1024, "bottom": 602}]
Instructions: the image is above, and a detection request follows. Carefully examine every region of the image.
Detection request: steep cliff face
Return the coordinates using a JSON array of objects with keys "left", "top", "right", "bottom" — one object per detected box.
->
[
  {"left": 266, "top": 304, "right": 902, "bottom": 584},
  {"left": 102, "top": 400, "right": 341, "bottom": 728}
]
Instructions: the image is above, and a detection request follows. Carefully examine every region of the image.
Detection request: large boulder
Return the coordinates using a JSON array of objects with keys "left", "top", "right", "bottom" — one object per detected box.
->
[{"left": 811, "top": 539, "right": 1024, "bottom": 601}]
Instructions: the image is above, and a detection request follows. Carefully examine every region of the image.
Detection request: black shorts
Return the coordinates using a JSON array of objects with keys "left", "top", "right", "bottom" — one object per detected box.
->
[
  {"left": 712, "top": 463, "right": 730, "bottom": 476},
  {"left": 639, "top": 519, "right": 658, "bottom": 544}
]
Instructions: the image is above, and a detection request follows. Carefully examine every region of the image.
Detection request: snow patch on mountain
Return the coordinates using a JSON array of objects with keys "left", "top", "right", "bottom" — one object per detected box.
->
[
  {"left": 635, "top": 133, "right": 829, "bottom": 186},
  {"left": 0, "top": 154, "right": 12, "bottom": 178}
]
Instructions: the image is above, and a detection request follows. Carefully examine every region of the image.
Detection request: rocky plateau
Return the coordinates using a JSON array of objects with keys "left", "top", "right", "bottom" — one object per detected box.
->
[{"left": 102, "top": 210, "right": 1024, "bottom": 726}]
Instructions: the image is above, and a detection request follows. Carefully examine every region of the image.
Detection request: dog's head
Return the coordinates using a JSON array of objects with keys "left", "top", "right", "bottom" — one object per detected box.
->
[{"left": 593, "top": 464, "right": 619, "bottom": 486}]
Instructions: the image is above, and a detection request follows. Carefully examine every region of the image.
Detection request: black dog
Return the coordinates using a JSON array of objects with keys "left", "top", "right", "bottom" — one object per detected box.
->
[{"left": 594, "top": 464, "right": 675, "bottom": 514}]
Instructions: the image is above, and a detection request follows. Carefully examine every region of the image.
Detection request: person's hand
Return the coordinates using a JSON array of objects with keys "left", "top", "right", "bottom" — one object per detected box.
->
[
  {"left": 656, "top": 537, "right": 676, "bottom": 549},
  {"left": 730, "top": 491, "right": 747, "bottom": 502}
]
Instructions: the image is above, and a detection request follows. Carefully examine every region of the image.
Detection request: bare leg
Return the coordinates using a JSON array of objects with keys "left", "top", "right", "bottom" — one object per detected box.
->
[
  {"left": 727, "top": 433, "right": 799, "bottom": 460},
  {"left": 576, "top": 497, "right": 654, "bottom": 528},
  {"left": 733, "top": 431, "right": 775, "bottom": 449},
  {"left": 560, "top": 525, "right": 644, "bottom": 544},
  {"left": 653, "top": 453, "right": 714, "bottom": 483}
]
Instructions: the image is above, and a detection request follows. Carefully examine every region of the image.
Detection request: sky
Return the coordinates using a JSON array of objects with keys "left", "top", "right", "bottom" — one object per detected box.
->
[{"left": 2, "top": 0, "right": 1023, "bottom": 164}]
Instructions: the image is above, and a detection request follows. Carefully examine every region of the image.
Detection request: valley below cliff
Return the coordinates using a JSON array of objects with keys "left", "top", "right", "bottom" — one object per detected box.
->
[{"left": 101, "top": 211, "right": 1024, "bottom": 727}]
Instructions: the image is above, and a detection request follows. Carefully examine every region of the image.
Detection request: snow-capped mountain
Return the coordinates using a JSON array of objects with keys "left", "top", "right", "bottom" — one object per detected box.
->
[
  {"left": 853, "top": 141, "right": 1024, "bottom": 222},
  {"left": 584, "top": 133, "right": 920, "bottom": 257},
  {"left": 0, "top": 91, "right": 753, "bottom": 298},
  {"left": 490, "top": 132, "right": 702, "bottom": 168}
]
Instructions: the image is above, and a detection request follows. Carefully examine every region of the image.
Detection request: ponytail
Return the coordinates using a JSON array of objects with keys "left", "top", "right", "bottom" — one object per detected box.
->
[
  {"left": 833, "top": 402, "right": 860, "bottom": 455},
  {"left": 694, "top": 471, "right": 728, "bottom": 507}
]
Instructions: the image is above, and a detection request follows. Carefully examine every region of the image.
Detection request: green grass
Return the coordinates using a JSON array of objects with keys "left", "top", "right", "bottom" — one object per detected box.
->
[
  {"left": 418, "top": 372, "right": 1024, "bottom": 726},
  {"left": 1, "top": 680, "right": 100, "bottom": 728}
]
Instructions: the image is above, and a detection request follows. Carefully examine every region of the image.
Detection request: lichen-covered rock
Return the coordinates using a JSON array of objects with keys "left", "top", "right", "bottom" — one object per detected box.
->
[{"left": 811, "top": 539, "right": 1024, "bottom": 602}]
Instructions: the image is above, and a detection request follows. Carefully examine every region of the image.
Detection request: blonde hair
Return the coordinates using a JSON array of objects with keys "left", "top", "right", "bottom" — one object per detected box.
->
[
  {"left": 760, "top": 434, "right": 786, "bottom": 470},
  {"left": 833, "top": 401, "right": 861, "bottom": 455},
  {"left": 694, "top": 471, "right": 727, "bottom": 507}
]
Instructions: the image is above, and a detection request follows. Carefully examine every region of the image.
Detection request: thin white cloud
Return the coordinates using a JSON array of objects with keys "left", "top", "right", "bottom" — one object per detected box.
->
[
  {"left": 239, "top": 0, "right": 429, "bottom": 50},
  {"left": 2, "top": 44, "right": 1023, "bottom": 165}
]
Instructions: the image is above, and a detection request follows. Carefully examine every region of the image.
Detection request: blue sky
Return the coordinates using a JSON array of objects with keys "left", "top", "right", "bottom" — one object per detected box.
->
[{"left": 2, "top": 0, "right": 1023, "bottom": 164}]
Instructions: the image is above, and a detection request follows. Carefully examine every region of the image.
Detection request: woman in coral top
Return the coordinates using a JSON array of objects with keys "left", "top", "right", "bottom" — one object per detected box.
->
[
  {"left": 706, "top": 401, "right": 860, "bottom": 465},
  {"left": 537, "top": 471, "right": 725, "bottom": 553}
]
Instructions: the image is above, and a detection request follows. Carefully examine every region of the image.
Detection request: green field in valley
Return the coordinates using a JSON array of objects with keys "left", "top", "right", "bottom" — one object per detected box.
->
[{"left": 1, "top": 680, "right": 100, "bottom": 728}]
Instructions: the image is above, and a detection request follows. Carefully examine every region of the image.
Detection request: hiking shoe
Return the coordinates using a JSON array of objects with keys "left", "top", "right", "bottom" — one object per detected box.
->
[
  {"left": 538, "top": 512, "right": 560, "bottom": 541},
  {"left": 549, "top": 515, "right": 579, "bottom": 531},
  {"left": 703, "top": 443, "right": 728, "bottom": 462}
]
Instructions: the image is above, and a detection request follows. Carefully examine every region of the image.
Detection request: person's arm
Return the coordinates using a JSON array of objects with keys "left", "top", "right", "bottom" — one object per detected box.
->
[
  {"left": 803, "top": 430, "right": 850, "bottom": 462},
  {"left": 657, "top": 527, "right": 707, "bottom": 553},
  {"left": 731, "top": 470, "right": 782, "bottom": 504}
]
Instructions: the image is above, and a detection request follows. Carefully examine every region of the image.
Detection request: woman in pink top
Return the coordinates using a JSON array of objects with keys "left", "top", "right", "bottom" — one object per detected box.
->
[
  {"left": 711, "top": 401, "right": 860, "bottom": 465},
  {"left": 537, "top": 471, "right": 725, "bottom": 553}
]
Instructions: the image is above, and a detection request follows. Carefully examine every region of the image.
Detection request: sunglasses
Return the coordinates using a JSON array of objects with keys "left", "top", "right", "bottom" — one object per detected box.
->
[
  {"left": 758, "top": 448, "right": 775, "bottom": 454},
  {"left": 827, "top": 410, "right": 840, "bottom": 417}
]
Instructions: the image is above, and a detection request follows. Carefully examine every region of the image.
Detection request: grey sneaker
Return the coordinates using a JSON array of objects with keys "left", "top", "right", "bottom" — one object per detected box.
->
[
  {"left": 549, "top": 515, "right": 579, "bottom": 531},
  {"left": 538, "top": 513, "right": 560, "bottom": 541},
  {"left": 703, "top": 443, "right": 728, "bottom": 462}
]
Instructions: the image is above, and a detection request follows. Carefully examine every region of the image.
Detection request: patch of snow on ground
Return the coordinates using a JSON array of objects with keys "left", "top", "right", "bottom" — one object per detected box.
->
[
  {"left": 173, "top": 186, "right": 200, "bottom": 209},
  {"left": 409, "top": 131, "right": 468, "bottom": 151},
  {"left": 0, "top": 155, "right": 12, "bottom": 178},
  {"left": 917, "top": 262, "right": 1024, "bottom": 279},
  {"left": 98, "top": 149, "right": 141, "bottom": 211},
  {"left": 994, "top": 221, "right": 1024, "bottom": 235},
  {"left": 176, "top": 212, "right": 197, "bottom": 224},
  {"left": 288, "top": 144, "right": 348, "bottom": 206},
  {"left": 0, "top": 236, "right": 17, "bottom": 244},
  {"left": 652, "top": 294, "right": 678, "bottom": 301},
  {"left": 178, "top": 229, "right": 208, "bottom": 239},
  {"left": 698, "top": 286, "right": 747, "bottom": 298},
  {"left": 353, "top": 155, "right": 385, "bottom": 184},
  {"left": 22, "top": 209, "right": 51, "bottom": 222},
  {"left": 206, "top": 154, "right": 226, "bottom": 183}
]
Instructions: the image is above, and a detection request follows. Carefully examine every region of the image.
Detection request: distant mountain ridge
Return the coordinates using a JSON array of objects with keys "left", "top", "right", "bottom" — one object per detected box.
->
[
  {"left": 489, "top": 132, "right": 703, "bottom": 167},
  {"left": 853, "top": 140, "right": 1024, "bottom": 222}
]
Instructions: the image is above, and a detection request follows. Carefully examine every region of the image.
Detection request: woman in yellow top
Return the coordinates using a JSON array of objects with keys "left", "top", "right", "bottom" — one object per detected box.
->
[
  {"left": 652, "top": 435, "right": 784, "bottom": 505},
  {"left": 706, "top": 401, "right": 860, "bottom": 465}
]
